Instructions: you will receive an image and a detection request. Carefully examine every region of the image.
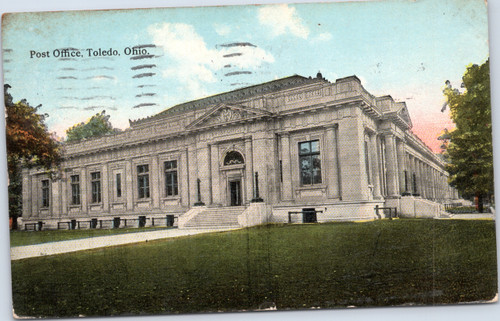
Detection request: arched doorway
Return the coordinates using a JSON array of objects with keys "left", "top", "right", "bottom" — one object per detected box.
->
[{"left": 223, "top": 151, "right": 245, "bottom": 206}]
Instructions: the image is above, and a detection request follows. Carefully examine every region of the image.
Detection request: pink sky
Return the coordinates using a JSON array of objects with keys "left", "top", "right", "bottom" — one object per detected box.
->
[{"left": 408, "top": 105, "right": 455, "bottom": 153}]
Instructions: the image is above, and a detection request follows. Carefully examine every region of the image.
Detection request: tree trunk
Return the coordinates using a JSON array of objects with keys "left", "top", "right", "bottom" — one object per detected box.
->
[{"left": 476, "top": 193, "right": 484, "bottom": 213}]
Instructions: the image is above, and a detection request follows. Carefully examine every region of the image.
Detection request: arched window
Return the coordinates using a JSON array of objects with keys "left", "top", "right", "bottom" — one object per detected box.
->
[{"left": 224, "top": 151, "right": 244, "bottom": 166}]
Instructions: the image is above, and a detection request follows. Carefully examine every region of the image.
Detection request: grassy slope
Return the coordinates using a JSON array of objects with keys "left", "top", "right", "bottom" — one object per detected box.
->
[
  {"left": 10, "top": 226, "right": 172, "bottom": 247},
  {"left": 11, "top": 219, "right": 498, "bottom": 317}
]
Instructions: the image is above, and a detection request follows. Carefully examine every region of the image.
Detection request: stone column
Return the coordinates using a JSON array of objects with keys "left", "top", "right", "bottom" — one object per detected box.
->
[
  {"left": 188, "top": 145, "right": 198, "bottom": 206},
  {"left": 244, "top": 137, "right": 254, "bottom": 204},
  {"left": 252, "top": 133, "right": 269, "bottom": 201},
  {"left": 377, "top": 135, "right": 387, "bottom": 196},
  {"left": 52, "top": 177, "right": 61, "bottom": 217},
  {"left": 425, "top": 164, "right": 433, "bottom": 199},
  {"left": 419, "top": 162, "right": 425, "bottom": 198},
  {"left": 432, "top": 169, "right": 437, "bottom": 199},
  {"left": 424, "top": 164, "right": 430, "bottom": 199},
  {"left": 61, "top": 170, "right": 68, "bottom": 215},
  {"left": 196, "top": 144, "right": 211, "bottom": 205},
  {"left": 439, "top": 172, "right": 446, "bottom": 200},
  {"left": 383, "top": 133, "right": 399, "bottom": 197},
  {"left": 280, "top": 133, "right": 293, "bottom": 200},
  {"left": 31, "top": 175, "right": 38, "bottom": 217},
  {"left": 102, "top": 162, "right": 110, "bottom": 213},
  {"left": 125, "top": 159, "right": 134, "bottom": 211},
  {"left": 406, "top": 153, "right": 412, "bottom": 194},
  {"left": 417, "top": 160, "right": 424, "bottom": 198},
  {"left": 180, "top": 148, "right": 190, "bottom": 207},
  {"left": 407, "top": 156, "right": 412, "bottom": 194},
  {"left": 81, "top": 167, "right": 88, "bottom": 213},
  {"left": 396, "top": 139, "right": 406, "bottom": 194},
  {"left": 22, "top": 169, "right": 32, "bottom": 218},
  {"left": 422, "top": 164, "right": 428, "bottom": 198},
  {"left": 151, "top": 155, "right": 160, "bottom": 208},
  {"left": 432, "top": 169, "right": 437, "bottom": 200},
  {"left": 369, "top": 134, "right": 382, "bottom": 199},
  {"left": 210, "top": 144, "right": 221, "bottom": 205}
]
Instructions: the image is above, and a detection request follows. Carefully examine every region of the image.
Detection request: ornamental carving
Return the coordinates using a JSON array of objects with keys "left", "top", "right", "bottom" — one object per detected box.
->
[{"left": 213, "top": 108, "right": 243, "bottom": 124}]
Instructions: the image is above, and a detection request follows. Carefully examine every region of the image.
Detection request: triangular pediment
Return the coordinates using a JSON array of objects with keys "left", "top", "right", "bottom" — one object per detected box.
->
[
  {"left": 397, "top": 104, "right": 413, "bottom": 128},
  {"left": 186, "top": 103, "right": 273, "bottom": 129}
]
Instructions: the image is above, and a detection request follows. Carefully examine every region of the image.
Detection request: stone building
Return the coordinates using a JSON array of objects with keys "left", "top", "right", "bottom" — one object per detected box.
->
[{"left": 21, "top": 73, "right": 458, "bottom": 230}]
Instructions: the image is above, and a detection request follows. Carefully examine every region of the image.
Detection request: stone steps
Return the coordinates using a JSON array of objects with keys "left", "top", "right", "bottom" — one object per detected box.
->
[{"left": 183, "top": 206, "right": 246, "bottom": 229}]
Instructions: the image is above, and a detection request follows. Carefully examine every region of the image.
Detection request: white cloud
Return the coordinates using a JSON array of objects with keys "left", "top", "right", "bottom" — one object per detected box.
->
[
  {"left": 148, "top": 22, "right": 274, "bottom": 99},
  {"left": 214, "top": 23, "right": 231, "bottom": 36},
  {"left": 312, "top": 32, "right": 333, "bottom": 43},
  {"left": 258, "top": 4, "right": 309, "bottom": 39},
  {"left": 148, "top": 23, "right": 220, "bottom": 98},
  {"left": 219, "top": 46, "right": 274, "bottom": 69}
]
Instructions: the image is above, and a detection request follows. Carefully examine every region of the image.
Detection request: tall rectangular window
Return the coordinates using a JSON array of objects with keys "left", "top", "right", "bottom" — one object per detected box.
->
[
  {"left": 137, "top": 165, "right": 150, "bottom": 198},
  {"left": 91, "top": 172, "right": 102, "bottom": 203},
  {"left": 70, "top": 175, "right": 81, "bottom": 205},
  {"left": 299, "top": 140, "right": 322, "bottom": 185},
  {"left": 164, "top": 160, "right": 178, "bottom": 196},
  {"left": 116, "top": 173, "right": 122, "bottom": 198},
  {"left": 41, "top": 180, "right": 50, "bottom": 208}
]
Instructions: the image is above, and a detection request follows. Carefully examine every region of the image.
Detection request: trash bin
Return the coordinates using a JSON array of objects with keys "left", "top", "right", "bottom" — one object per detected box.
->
[
  {"left": 139, "top": 216, "right": 146, "bottom": 228},
  {"left": 302, "top": 208, "right": 317, "bottom": 223},
  {"left": 166, "top": 215, "right": 174, "bottom": 227}
]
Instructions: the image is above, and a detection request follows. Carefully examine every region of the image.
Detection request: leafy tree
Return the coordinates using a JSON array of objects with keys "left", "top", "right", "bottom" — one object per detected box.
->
[
  {"left": 66, "top": 110, "right": 120, "bottom": 142},
  {"left": 4, "top": 85, "right": 61, "bottom": 228},
  {"left": 442, "top": 59, "right": 492, "bottom": 212}
]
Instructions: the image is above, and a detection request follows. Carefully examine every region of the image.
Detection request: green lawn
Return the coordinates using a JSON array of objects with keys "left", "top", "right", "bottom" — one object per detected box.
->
[
  {"left": 11, "top": 219, "right": 498, "bottom": 317},
  {"left": 10, "top": 226, "right": 172, "bottom": 247}
]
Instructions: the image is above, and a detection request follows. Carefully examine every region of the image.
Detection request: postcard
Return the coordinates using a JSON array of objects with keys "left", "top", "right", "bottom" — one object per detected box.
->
[{"left": 2, "top": 0, "right": 497, "bottom": 319}]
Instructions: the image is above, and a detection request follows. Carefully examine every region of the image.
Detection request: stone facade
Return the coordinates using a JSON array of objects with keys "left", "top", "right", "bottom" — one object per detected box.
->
[{"left": 21, "top": 73, "right": 459, "bottom": 230}]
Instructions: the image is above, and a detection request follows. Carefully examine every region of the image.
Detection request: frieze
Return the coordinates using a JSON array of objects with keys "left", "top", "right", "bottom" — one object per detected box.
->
[
  {"left": 285, "top": 88, "right": 325, "bottom": 103},
  {"left": 198, "top": 126, "right": 245, "bottom": 142}
]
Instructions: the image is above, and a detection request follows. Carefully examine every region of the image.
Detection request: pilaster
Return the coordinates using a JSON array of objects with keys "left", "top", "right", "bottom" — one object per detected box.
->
[
  {"left": 280, "top": 133, "right": 293, "bottom": 200},
  {"left": 252, "top": 133, "right": 269, "bottom": 201},
  {"left": 244, "top": 137, "right": 254, "bottom": 204},
  {"left": 196, "top": 143, "right": 211, "bottom": 205},
  {"left": 180, "top": 148, "right": 190, "bottom": 207},
  {"left": 31, "top": 176, "right": 37, "bottom": 216},
  {"left": 61, "top": 170, "right": 68, "bottom": 215},
  {"left": 188, "top": 145, "right": 198, "bottom": 206},
  {"left": 151, "top": 155, "right": 160, "bottom": 208},
  {"left": 102, "top": 162, "right": 110, "bottom": 212},
  {"left": 210, "top": 144, "right": 221, "bottom": 205},
  {"left": 81, "top": 167, "right": 88, "bottom": 213},
  {"left": 22, "top": 169, "right": 32, "bottom": 218},
  {"left": 125, "top": 159, "right": 134, "bottom": 211},
  {"left": 52, "top": 177, "right": 61, "bottom": 216},
  {"left": 396, "top": 139, "right": 406, "bottom": 194}
]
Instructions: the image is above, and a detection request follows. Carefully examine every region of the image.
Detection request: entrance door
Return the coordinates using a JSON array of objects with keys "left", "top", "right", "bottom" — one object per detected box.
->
[{"left": 230, "top": 180, "right": 242, "bottom": 206}]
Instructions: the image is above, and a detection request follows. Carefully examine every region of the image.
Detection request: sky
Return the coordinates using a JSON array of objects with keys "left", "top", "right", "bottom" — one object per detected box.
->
[{"left": 1, "top": 0, "right": 490, "bottom": 152}]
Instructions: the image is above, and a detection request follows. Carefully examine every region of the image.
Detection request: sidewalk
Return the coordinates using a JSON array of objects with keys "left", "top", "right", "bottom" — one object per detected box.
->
[
  {"left": 11, "top": 227, "right": 238, "bottom": 261},
  {"left": 446, "top": 213, "right": 495, "bottom": 220}
]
